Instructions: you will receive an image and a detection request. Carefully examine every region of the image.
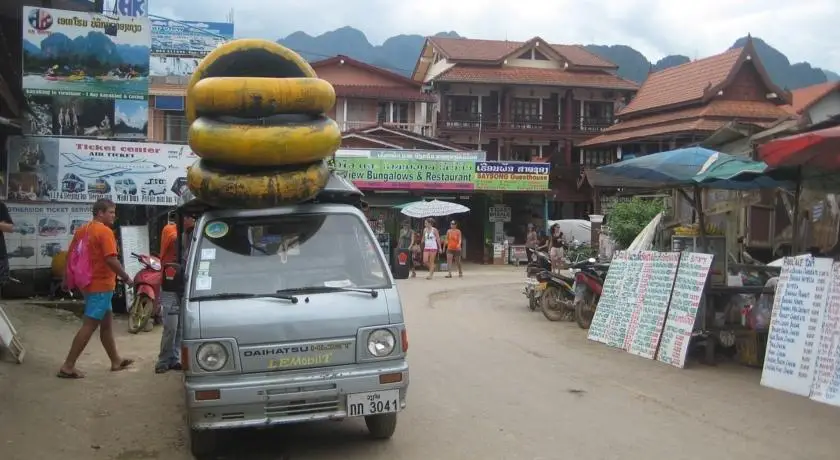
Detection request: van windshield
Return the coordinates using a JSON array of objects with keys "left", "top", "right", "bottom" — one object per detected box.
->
[{"left": 190, "top": 213, "right": 391, "bottom": 296}]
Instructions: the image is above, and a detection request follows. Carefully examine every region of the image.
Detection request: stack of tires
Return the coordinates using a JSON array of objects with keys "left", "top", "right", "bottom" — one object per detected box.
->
[{"left": 184, "top": 39, "right": 341, "bottom": 207}]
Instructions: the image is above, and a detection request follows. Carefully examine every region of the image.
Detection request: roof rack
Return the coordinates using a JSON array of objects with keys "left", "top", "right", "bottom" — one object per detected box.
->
[{"left": 176, "top": 172, "right": 366, "bottom": 215}]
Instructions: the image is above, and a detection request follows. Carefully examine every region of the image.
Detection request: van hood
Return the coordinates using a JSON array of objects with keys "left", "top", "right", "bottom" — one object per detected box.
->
[{"left": 196, "top": 289, "right": 392, "bottom": 344}]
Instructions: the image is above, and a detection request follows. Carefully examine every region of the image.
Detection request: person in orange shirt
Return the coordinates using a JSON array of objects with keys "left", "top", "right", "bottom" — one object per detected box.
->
[
  {"left": 155, "top": 213, "right": 195, "bottom": 374},
  {"left": 445, "top": 220, "right": 463, "bottom": 278},
  {"left": 57, "top": 199, "right": 134, "bottom": 379}
]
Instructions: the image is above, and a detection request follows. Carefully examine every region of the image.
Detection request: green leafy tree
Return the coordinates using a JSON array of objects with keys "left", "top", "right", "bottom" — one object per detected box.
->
[{"left": 606, "top": 198, "right": 664, "bottom": 248}]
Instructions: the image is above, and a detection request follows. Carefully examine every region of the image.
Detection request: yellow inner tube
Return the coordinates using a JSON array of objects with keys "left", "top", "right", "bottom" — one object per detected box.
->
[{"left": 184, "top": 38, "right": 340, "bottom": 206}]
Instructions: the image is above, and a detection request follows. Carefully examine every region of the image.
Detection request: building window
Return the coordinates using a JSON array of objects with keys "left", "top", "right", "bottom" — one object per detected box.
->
[
  {"left": 377, "top": 102, "right": 388, "bottom": 123},
  {"left": 164, "top": 112, "right": 188, "bottom": 143},
  {"left": 392, "top": 103, "right": 409, "bottom": 124},
  {"left": 533, "top": 49, "right": 548, "bottom": 60},
  {"left": 583, "top": 149, "right": 614, "bottom": 167}
]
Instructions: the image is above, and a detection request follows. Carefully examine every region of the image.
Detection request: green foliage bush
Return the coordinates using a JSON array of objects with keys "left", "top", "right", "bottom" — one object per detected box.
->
[{"left": 606, "top": 198, "right": 664, "bottom": 248}]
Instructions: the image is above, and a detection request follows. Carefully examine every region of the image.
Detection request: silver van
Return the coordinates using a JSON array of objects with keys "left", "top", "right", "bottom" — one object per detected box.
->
[{"left": 165, "top": 175, "right": 409, "bottom": 459}]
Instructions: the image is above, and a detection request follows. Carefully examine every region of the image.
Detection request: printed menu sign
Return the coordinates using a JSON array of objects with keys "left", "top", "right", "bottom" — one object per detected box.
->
[
  {"left": 809, "top": 261, "right": 840, "bottom": 407},
  {"left": 656, "top": 253, "right": 714, "bottom": 368},
  {"left": 603, "top": 253, "right": 644, "bottom": 349},
  {"left": 588, "top": 251, "right": 629, "bottom": 344},
  {"left": 625, "top": 252, "right": 680, "bottom": 359},
  {"left": 761, "top": 256, "right": 832, "bottom": 397}
]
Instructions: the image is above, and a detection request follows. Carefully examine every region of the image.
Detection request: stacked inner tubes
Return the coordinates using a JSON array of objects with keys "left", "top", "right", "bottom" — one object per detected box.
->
[{"left": 184, "top": 39, "right": 340, "bottom": 208}]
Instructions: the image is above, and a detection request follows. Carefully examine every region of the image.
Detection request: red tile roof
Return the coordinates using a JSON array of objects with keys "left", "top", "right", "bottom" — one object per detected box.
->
[
  {"left": 579, "top": 100, "right": 789, "bottom": 147},
  {"left": 618, "top": 48, "right": 744, "bottom": 117},
  {"left": 429, "top": 36, "right": 617, "bottom": 69},
  {"left": 783, "top": 81, "right": 840, "bottom": 114},
  {"left": 435, "top": 66, "right": 638, "bottom": 90},
  {"left": 312, "top": 55, "right": 422, "bottom": 87},
  {"left": 579, "top": 119, "right": 731, "bottom": 146},
  {"left": 332, "top": 85, "right": 436, "bottom": 102}
]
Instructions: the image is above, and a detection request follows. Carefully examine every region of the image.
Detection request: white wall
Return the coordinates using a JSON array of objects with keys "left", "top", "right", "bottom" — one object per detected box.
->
[{"left": 807, "top": 90, "right": 840, "bottom": 125}]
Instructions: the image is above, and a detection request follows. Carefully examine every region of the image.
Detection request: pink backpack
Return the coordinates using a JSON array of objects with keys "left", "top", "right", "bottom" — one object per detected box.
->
[{"left": 66, "top": 225, "right": 93, "bottom": 291}]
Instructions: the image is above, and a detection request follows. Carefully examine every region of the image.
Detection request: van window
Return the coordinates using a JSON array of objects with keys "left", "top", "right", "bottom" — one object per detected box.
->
[{"left": 189, "top": 213, "right": 391, "bottom": 296}]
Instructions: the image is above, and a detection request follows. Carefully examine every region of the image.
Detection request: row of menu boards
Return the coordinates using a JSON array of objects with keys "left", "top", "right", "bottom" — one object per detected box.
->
[
  {"left": 588, "top": 250, "right": 714, "bottom": 369},
  {"left": 761, "top": 255, "right": 840, "bottom": 407}
]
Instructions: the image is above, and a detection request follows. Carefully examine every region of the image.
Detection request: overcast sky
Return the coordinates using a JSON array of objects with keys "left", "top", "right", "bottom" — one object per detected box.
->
[{"left": 150, "top": 0, "right": 840, "bottom": 71}]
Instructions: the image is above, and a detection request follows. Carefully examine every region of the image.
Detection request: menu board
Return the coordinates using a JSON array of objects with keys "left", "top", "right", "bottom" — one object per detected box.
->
[
  {"left": 809, "top": 261, "right": 840, "bottom": 407},
  {"left": 625, "top": 252, "right": 681, "bottom": 359},
  {"left": 588, "top": 251, "right": 629, "bottom": 344},
  {"left": 761, "top": 256, "right": 832, "bottom": 397},
  {"left": 120, "top": 225, "right": 151, "bottom": 311},
  {"left": 602, "top": 253, "right": 645, "bottom": 349},
  {"left": 656, "top": 253, "right": 714, "bottom": 368}
]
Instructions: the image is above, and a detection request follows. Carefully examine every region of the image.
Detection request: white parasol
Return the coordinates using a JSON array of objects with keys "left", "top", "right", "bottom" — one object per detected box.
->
[{"left": 400, "top": 199, "right": 470, "bottom": 218}]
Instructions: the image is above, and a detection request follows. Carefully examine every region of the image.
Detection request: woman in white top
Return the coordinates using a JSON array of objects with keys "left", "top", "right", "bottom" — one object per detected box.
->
[{"left": 422, "top": 218, "right": 441, "bottom": 279}]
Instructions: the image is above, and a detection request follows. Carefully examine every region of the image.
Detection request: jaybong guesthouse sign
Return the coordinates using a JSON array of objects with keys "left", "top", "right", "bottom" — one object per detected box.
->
[{"left": 331, "top": 150, "right": 550, "bottom": 192}]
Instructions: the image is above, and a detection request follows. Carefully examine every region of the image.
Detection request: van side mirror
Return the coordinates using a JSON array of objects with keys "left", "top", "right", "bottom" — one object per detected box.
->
[{"left": 161, "top": 263, "right": 184, "bottom": 293}]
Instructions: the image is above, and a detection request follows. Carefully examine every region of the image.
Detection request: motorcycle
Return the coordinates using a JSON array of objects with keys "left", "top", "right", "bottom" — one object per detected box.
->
[
  {"left": 536, "top": 268, "right": 577, "bottom": 321},
  {"left": 523, "top": 247, "right": 552, "bottom": 311},
  {"left": 572, "top": 258, "right": 610, "bottom": 329},
  {"left": 127, "top": 252, "right": 163, "bottom": 334}
]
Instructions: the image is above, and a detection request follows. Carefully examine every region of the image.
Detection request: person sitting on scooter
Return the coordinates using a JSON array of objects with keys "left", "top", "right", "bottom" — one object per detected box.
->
[{"left": 155, "top": 212, "right": 195, "bottom": 374}]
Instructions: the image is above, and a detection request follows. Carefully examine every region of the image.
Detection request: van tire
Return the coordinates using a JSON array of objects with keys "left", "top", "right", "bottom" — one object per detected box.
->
[
  {"left": 365, "top": 413, "right": 397, "bottom": 439},
  {"left": 189, "top": 428, "right": 217, "bottom": 459}
]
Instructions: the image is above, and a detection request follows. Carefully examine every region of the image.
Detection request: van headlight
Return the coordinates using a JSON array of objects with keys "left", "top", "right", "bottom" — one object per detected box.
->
[
  {"left": 196, "top": 342, "right": 228, "bottom": 371},
  {"left": 367, "top": 329, "right": 396, "bottom": 357}
]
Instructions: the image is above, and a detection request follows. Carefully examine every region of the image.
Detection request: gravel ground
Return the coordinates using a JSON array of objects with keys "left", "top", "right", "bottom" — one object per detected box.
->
[{"left": 1, "top": 267, "right": 838, "bottom": 459}]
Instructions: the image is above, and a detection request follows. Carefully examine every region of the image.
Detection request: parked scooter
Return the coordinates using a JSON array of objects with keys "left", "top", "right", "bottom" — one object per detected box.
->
[
  {"left": 536, "top": 268, "right": 577, "bottom": 321},
  {"left": 523, "top": 247, "right": 552, "bottom": 311},
  {"left": 572, "top": 258, "right": 610, "bottom": 329},
  {"left": 127, "top": 252, "right": 163, "bottom": 334}
]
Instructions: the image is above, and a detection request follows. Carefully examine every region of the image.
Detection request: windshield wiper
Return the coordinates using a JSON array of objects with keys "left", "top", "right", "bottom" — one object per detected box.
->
[
  {"left": 190, "top": 292, "right": 299, "bottom": 303},
  {"left": 276, "top": 286, "right": 379, "bottom": 298}
]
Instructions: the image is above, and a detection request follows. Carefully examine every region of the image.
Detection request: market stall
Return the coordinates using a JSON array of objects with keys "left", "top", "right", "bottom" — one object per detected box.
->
[{"left": 587, "top": 147, "right": 792, "bottom": 366}]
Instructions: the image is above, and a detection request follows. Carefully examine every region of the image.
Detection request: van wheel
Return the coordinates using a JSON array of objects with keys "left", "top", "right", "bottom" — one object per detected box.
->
[
  {"left": 189, "top": 428, "right": 217, "bottom": 459},
  {"left": 365, "top": 413, "right": 397, "bottom": 439}
]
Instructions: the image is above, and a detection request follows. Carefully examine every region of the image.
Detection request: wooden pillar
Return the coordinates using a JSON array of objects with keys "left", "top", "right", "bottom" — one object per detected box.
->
[
  {"left": 439, "top": 94, "right": 448, "bottom": 122},
  {"left": 564, "top": 139, "right": 572, "bottom": 166},
  {"left": 564, "top": 89, "right": 574, "bottom": 132}
]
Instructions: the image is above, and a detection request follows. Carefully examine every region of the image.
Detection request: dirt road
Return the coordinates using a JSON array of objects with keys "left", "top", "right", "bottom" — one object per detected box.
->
[{"left": 1, "top": 269, "right": 839, "bottom": 459}]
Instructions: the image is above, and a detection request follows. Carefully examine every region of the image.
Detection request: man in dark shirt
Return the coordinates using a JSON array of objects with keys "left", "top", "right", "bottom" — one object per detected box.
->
[{"left": 0, "top": 202, "right": 15, "bottom": 285}]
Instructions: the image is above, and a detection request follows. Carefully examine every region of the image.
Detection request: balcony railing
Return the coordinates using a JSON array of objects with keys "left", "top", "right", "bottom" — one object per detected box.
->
[
  {"left": 340, "top": 121, "right": 435, "bottom": 136},
  {"left": 439, "top": 112, "right": 614, "bottom": 133},
  {"left": 577, "top": 116, "right": 614, "bottom": 132}
]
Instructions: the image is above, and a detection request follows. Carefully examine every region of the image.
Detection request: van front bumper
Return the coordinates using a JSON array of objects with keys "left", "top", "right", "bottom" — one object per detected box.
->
[{"left": 185, "top": 359, "right": 409, "bottom": 430}]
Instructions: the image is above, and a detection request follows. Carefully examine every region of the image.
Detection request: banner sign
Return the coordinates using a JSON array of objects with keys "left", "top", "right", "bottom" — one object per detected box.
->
[
  {"left": 109, "top": 0, "right": 148, "bottom": 17},
  {"left": 331, "top": 157, "right": 475, "bottom": 191},
  {"left": 21, "top": 7, "right": 151, "bottom": 139},
  {"left": 336, "top": 149, "right": 486, "bottom": 162},
  {"left": 150, "top": 20, "right": 234, "bottom": 77},
  {"left": 330, "top": 153, "right": 550, "bottom": 192},
  {"left": 6, "top": 136, "right": 196, "bottom": 206},
  {"left": 474, "top": 161, "right": 550, "bottom": 191},
  {"left": 6, "top": 203, "right": 92, "bottom": 270}
]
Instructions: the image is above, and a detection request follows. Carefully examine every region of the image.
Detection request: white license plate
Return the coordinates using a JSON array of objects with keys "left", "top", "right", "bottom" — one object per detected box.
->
[{"left": 347, "top": 389, "right": 400, "bottom": 417}]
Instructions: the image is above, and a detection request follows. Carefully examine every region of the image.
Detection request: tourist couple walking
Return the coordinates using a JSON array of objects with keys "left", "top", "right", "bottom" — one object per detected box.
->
[{"left": 400, "top": 218, "right": 463, "bottom": 279}]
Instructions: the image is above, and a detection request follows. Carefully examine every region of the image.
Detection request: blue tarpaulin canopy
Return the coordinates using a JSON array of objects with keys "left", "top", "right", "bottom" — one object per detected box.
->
[{"left": 587, "top": 147, "right": 792, "bottom": 190}]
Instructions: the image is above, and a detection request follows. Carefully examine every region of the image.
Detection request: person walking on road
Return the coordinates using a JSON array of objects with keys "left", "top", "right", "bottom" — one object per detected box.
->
[
  {"left": 445, "top": 220, "right": 463, "bottom": 278},
  {"left": 398, "top": 221, "right": 418, "bottom": 278},
  {"left": 548, "top": 223, "right": 566, "bottom": 273},
  {"left": 57, "top": 199, "right": 134, "bottom": 379},
  {"left": 155, "top": 213, "right": 195, "bottom": 374},
  {"left": 422, "top": 218, "right": 440, "bottom": 280},
  {"left": 525, "top": 223, "right": 538, "bottom": 263}
]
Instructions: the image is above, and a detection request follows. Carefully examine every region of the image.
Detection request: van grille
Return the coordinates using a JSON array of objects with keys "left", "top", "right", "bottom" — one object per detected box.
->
[{"left": 265, "top": 397, "right": 340, "bottom": 418}]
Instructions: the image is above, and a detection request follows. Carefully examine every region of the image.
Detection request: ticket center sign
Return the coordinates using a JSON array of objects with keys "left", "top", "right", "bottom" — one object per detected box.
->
[{"left": 474, "top": 161, "right": 550, "bottom": 191}]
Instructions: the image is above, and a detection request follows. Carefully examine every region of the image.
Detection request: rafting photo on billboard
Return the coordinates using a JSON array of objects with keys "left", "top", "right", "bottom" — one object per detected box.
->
[{"left": 21, "top": 7, "right": 151, "bottom": 99}]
